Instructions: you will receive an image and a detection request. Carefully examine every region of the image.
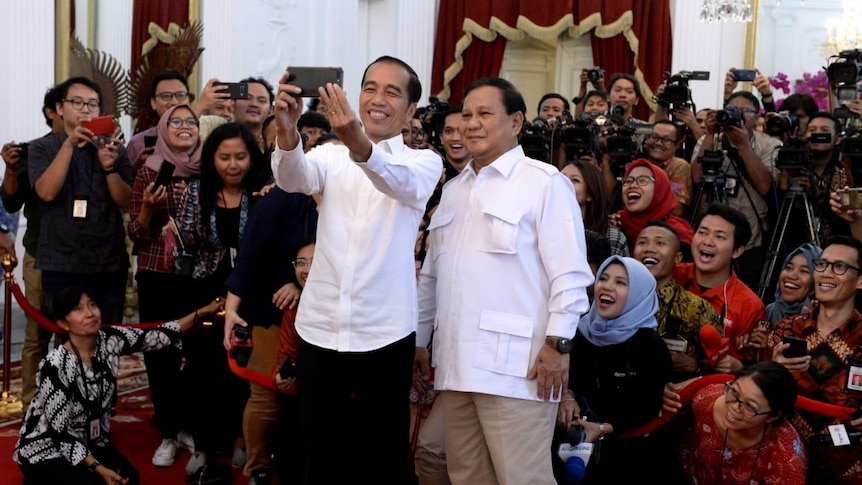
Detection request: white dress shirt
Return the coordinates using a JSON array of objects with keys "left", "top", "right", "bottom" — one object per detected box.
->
[
  {"left": 417, "top": 145, "right": 593, "bottom": 401},
  {"left": 272, "top": 133, "right": 441, "bottom": 351}
]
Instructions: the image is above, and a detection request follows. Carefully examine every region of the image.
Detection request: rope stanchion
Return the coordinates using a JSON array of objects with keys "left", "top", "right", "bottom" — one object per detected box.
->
[
  {"left": 1, "top": 252, "right": 23, "bottom": 418},
  {"left": 619, "top": 373, "right": 859, "bottom": 439}
]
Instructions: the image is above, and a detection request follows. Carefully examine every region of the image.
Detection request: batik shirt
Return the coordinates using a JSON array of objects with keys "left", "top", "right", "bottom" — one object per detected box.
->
[{"left": 13, "top": 322, "right": 181, "bottom": 466}]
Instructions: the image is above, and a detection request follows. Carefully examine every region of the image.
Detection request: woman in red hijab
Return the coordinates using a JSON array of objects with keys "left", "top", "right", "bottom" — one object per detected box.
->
[{"left": 617, "top": 159, "right": 693, "bottom": 249}]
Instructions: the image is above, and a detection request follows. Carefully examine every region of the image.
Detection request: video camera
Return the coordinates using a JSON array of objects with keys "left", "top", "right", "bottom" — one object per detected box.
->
[
  {"left": 520, "top": 118, "right": 550, "bottom": 162},
  {"left": 657, "top": 70, "right": 709, "bottom": 110},
  {"left": 827, "top": 49, "right": 862, "bottom": 119},
  {"left": 775, "top": 133, "right": 832, "bottom": 172},
  {"left": 562, "top": 115, "right": 597, "bottom": 160},
  {"left": 765, "top": 111, "right": 799, "bottom": 138},
  {"left": 420, "top": 96, "right": 452, "bottom": 153},
  {"left": 698, "top": 149, "right": 725, "bottom": 179}
]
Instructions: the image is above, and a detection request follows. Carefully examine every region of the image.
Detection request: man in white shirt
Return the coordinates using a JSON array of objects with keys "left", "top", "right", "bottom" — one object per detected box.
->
[
  {"left": 415, "top": 77, "right": 593, "bottom": 484},
  {"left": 271, "top": 56, "right": 441, "bottom": 483}
]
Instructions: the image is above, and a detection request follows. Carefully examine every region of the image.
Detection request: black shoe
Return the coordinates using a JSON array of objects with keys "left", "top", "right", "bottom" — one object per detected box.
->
[{"left": 249, "top": 468, "right": 272, "bottom": 485}]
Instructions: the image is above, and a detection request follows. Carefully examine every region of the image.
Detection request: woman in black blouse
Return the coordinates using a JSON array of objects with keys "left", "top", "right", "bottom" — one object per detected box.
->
[{"left": 13, "top": 286, "right": 221, "bottom": 485}]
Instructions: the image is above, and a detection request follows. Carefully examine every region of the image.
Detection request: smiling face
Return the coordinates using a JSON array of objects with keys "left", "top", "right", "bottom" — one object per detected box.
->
[
  {"left": 359, "top": 61, "right": 417, "bottom": 144},
  {"left": 234, "top": 82, "right": 272, "bottom": 128},
  {"left": 561, "top": 165, "right": 590, "bottom": 208},
  {"left": 58, "top": 293, "right": 102, "bottom": 337},
  {"left": 623, "top": 165, "right": 655, "bottom": 213},
  {"left": 594, "top": 262, "right": 629, "bottom": 319},
  {"left": 814, "top": 244, "right": 862, "bottom": 305},
  {"left": 294, "top": 243, "right": 315, "bottom": 288},
  {"left": 778, "top": 252, "right": 812, "bottom": 304},
  {"left": 721, "top": 377, "right": 774, "bottom": 430},
  {"left": 461, "top": 85, "right": 523, "bottom": 169},
  {"left": 166, "top": 106, "right": 199, "bottom": 151},
  {"left": 151, "top": 79, "right": 188, "bottom": 117},
  {"left": 646, "top": 123, "right": 680, "bottom": 163},
  {"left": 441, "top": 112, "right": 469, "bottom": 165},
  {"left": 633, "top": 225, "right": 682, "bottom": 282},
  {"left": 692, "top": 215, "right": 744, "bottom": 276},
  {"left": 214, "top": 136, "right": 251, "bottom": 189}
]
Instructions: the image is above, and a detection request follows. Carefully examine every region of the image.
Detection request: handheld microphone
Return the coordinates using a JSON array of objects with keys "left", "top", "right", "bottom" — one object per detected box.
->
[
  {"left": 700, "top": 325, "right": 731, "bottom": 367},
  {"left": 558, "top": 442, "right": 593, "bottom": 483}
]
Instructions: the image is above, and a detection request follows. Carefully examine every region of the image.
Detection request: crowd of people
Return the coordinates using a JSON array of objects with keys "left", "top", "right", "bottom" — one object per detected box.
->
[{"left": 1, "top": 50, "right": 861, "bottom": 485}]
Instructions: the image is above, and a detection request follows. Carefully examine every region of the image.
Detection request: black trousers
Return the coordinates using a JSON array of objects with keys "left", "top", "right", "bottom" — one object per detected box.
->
[
  {"left": 137, "top": 270, "right": 195, "bottom": 439},
  {"left": 42, "top": 269, "right": 127, "bottom": 325},
  {"left": 20, "top": 440, "right": 139, "bottom": 485},
  {"left": 297, "top": 332, "right": 415, "bottom": 484}
]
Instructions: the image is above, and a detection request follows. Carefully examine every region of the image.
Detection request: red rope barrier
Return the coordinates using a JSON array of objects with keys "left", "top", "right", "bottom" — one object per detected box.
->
[
  {"left": 620, "top": 373, "right": 858, "bottom": 439},
  {"left": 227, "top": 354, "right": 295, "bottom": 395}
]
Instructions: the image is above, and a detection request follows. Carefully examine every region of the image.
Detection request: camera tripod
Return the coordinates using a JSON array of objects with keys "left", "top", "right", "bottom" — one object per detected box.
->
[
  {"left": 756, "top": 178, "right": 819, "bottom": 300},
  {"left": 689, "top": 174, "right": 726, "bottom": 226}
]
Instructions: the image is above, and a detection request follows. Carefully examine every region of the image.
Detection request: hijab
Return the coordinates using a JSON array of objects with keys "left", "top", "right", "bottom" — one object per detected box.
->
[
  {"left": 143, "top": 103, "right": 202, "bottom": 178},
  {"left": 617, "top": 158, "right": 693, "bottom": 246},
  {"left": 577, "top": 256, "right": 659, "bottom": 346},
  {"left": 766, "top": 243, "right": 821, "bottom": 324}
]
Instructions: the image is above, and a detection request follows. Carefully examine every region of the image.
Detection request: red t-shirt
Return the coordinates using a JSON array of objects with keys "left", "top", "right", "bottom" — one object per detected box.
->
[
  {"left": 674, "top": 263, "right": 766, "bottom": 359},
  {"left": 680, "top": 383, "right": 807, "bottom": 485}
]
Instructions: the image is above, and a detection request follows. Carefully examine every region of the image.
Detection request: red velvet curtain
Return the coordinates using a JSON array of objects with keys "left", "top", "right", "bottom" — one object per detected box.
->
[
  {"left": 130, "top": 0, "right": 189, "bottom": 65},
  {"left": 431, "top": 0, "right": 672, "bottom": 113}
]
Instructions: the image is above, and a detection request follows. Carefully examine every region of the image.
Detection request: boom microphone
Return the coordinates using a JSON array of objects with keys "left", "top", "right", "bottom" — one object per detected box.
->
[{"left": 700, "top": 325, "right": 731, "bottom": 367}]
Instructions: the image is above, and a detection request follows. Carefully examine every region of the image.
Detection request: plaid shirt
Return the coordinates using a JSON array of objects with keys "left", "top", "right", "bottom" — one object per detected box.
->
[{"left": 128, "top": 167, "right": 187, "bottom": 273}]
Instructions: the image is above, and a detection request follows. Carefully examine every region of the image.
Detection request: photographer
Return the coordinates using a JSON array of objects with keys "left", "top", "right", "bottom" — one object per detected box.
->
[
  {"left": 573, "top": 68, "right": 606, "bottom": 117},
  {"left": 607, "top": 73, "right": 646, "bottom": 124},
  {"left": 772, "top": 94, "right": 818, "bottom": 139},
  {"left": 691, "top": 91, "right": 782, "bottom": 290},
  {"left": 776, "top": 112, "right": 849, "bottom": 244}
]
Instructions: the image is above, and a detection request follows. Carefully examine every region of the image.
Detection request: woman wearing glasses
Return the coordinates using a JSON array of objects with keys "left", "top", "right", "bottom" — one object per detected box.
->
[
  {"left": 128, "top": 103, "right": 202, "bottom": 469},
  {"left": 665, "top": 361, "right": 805, "bottom": 485},
  {"left": 614, "top": 159, "right": 693, "bottom": 254}
]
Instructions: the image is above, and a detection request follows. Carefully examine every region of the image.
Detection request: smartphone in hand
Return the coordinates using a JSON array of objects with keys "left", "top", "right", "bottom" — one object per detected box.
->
[
  {"left": 151, "top": 162, "right": 176, "bottom": 194},
  {"left": 782, "top": 335, "right": 808, "bottom": 358},
  {"left": 286, "top": 67, "right": 344, "bottom": 97},
  {"left": 83, "top": 115, "right": 116, "bottom": 137},
  {"left": 732, "top": 69, "right": 757, "bottom": 82},
  {"left": 213, "top": 82, "right": 249, "bottom": 100}
]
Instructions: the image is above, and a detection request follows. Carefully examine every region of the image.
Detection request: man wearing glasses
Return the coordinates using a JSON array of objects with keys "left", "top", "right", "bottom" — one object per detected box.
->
[
  {"left": 767, "top": 235, "right": 862, "bottom": 485},
  {"left": 690, "top": 91, "right": 782, "bottom": 291},
  {"left": 29, "top": 76, "right": 132, "bottom": 324},
  {"left": 645, "top": 120, "right": 693, "bottom": 218},
  {"left": 127, "top": 70, "right": 192, "bottom": 165}
]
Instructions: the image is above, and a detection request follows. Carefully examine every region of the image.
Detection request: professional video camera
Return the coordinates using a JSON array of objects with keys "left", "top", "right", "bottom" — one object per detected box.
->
[
  {"left": 520, "top": 118, "right": 548, "bottom": 162},
  {"left": 562, "top": 115, "right": 598, "bottom": 160},
  {"left": 765, "top": 110, "right": 799, "bottom": 138},
  {"left": 827, "top": 49, "right": 862, "bottom": 119},
  {"left": 656, "top": 70, "right": 710, "bottom": 110},
  {"left": 698, "top": 149, "right": 725, "bottom": 178},
  {"left": 715, "top": 105, "right": 744, "bottom": 127},
  {"left": 774, "top": 133, "right": 832, "bottom": 172},
  {"left": 421, "top": 96, "right": 452, "bottom": 153}
]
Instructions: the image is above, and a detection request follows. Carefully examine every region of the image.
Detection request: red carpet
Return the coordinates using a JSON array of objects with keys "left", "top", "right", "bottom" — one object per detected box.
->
[{"left": 0, "top": 355, "right": 249, "bottom": 484}]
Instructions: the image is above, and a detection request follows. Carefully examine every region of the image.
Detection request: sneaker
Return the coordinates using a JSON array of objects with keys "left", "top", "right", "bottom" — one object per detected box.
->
[
  {"left": 185, "top": 451, "right": 207, "bottom": 476},
  {"left": 152, "top": 438, "right": 177, "bottom": 467},
  {"left": 232, "top": 447, "right": 247, "bottom": 468},
  {"left": 176, "top": 430, "right": 195, "bottom": 454}
]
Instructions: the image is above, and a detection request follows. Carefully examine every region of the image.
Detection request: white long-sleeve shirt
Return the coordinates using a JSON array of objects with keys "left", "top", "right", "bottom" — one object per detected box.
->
[
  {"left": 417, "top": 146, "right": 593, "bottom": 401},
  {"left": 272, "top": 133, "right": 441, "bottom": 351}
]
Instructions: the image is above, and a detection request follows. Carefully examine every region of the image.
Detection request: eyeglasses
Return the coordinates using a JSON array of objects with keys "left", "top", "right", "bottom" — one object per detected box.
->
[
  {"left": 647, "top": 134, "right": 677, "bottom": 146},
  {"left": 813, "top": 258, "right": 861, "bottom": 275},
  {"left": 622, "top": 175, "right": 656, "bottom": 187},
  {"left": 62, "top": 98, "right": 101, "bottom": 112},
  {"left": 292, "top": 259, "right": 311, "bottom": 269},
  {"left": 724, "top": 105, "right": 758, "bottom": 116},
  {"left": 724, "top": 382, "right": 771, "bottom": 420},
  {"left": 155, "top": 91, "right": 190, "bottom": 102},
  {"left": 167, "top": 118, "right": 199, "bottom": 129}
]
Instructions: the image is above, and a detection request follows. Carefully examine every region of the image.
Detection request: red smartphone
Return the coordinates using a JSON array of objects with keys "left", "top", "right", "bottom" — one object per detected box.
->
[{"left": 83, "top": 115, "right": 116, "bottom": 137}]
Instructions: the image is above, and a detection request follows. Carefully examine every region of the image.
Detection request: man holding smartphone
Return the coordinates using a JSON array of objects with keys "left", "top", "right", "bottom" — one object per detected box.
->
[
  {"left": 29, "top": 76, "right": 132, "bottom": 324},
  {"left": 767, "top": 235, "right": 862, "bottom": 484},
  {"left": 272, "top": 57, "right": 441, "bottom": 483}
]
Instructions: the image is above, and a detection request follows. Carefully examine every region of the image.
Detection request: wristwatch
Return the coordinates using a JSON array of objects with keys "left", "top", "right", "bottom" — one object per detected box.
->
[
  {"left": 545, "top": 336, "right": 573, "bottom": 354},
  {"left": 88, "top": 459, "right": 101, "bottom": 473}
]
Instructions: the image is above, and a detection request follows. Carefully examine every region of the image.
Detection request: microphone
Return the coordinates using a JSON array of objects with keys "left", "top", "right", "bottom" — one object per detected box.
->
[
  {"left": 809, "top": 429, "right": 862, "bottom": 447},
  {"left": 530, "top": 117, "right": 547, "bottom": 129},
  {"left": 558, "top": 441, "right": 593, "bottom": 483},
  {"left": 700, "top": 325, "right": 731, "bottom": 367}
]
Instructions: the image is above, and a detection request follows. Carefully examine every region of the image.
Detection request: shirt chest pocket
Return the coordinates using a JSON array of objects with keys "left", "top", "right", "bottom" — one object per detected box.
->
[
  {"left": 427, "top": 209, "right": 456, "bottom": 257},
  {"left": 480, "top": 205, "right": 524, "bottom": 254},
  {"left": 474, "top": 309, "right": 535, "bottom": 378}
]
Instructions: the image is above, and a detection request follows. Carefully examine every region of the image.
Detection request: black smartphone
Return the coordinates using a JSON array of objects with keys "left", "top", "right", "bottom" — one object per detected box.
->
[
  {"left": 151, "top": 161, "right": 176, "bottom": 194},
  {"left": 214, "top": 82, "right": 249, "bottom": 100},
  {"left": 732, "top": 69, "right": 757, "bottom": 82},
  {"left": 782, "top": 335, "right": 808, "bottom": 358},
  {"left": 144, "top": 135, "right": 158, "bottom": 149},
  {"left": 16, "top": 142, "right": 29, "bottom": 160},
  {"left": 286, "top": 66, "right": 344, "bottom": 97},
  {"left": 277, "top": 355, "right": 296, "bottom": 379}
]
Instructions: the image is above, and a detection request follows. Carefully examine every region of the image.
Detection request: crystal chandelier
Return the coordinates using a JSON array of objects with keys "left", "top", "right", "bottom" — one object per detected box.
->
[
  {"left": 821, "top": 1, "right": 862, "bottom": 56},
  {"left": 699, "top": 0, "right": 754, "bottom": 23}
]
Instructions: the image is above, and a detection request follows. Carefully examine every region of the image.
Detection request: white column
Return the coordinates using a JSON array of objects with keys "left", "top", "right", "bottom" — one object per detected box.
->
[
  {"left": 95, "top": 2, "right": 134, "bottom": 136},
  {"left": 394, "top": 0, "right": 439, "bottom": 105}
]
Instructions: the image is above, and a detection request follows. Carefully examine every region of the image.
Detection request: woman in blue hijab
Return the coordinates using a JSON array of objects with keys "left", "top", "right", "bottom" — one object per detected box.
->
[
  {"left": 555, "top": 256, "right": 672, "bottom": 484},
  {"left": 766, "top": 243, "right": 821, "bottom": 324}
]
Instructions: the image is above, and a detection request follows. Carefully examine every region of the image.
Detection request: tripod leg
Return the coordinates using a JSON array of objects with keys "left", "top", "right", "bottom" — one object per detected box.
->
[{"left": 757, "top": 195, "right": 794, "bottom": 300}]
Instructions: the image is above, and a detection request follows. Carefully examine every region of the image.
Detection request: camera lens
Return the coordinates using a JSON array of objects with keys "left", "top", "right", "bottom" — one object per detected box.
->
[{"left": 588, "top": 69, "right": 600, "bottom": 83}]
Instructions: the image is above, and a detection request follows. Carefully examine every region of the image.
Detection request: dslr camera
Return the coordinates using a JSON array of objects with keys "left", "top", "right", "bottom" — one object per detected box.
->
[
  {"left": 230, "top": 325, "right": 254, "bottom": 368},
  {"left": 420, "top": 96, "right": 452, "bottom": 153},
  {"left": 766, "top": 111, "right": 799, "bottom": 138},
  {"left": 586, "top": 67, "right": 604, "bottom": 84},
  {"left": 716, "top": 105, "right": 744, "bottom": 127}
]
